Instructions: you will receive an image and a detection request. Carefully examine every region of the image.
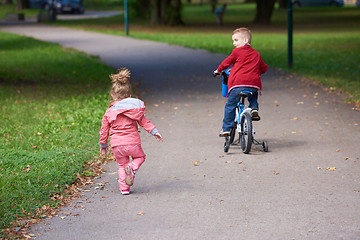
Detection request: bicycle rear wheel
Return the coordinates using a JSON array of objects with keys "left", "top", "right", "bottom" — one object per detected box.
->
[{"left": 240, "top": 112, "right": 253, "bottom": 154}]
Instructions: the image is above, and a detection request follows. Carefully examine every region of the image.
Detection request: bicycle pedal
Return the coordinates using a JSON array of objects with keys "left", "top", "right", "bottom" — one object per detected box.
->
[{"left": 251, "top": 117, "right": 261, "bottom": 121}]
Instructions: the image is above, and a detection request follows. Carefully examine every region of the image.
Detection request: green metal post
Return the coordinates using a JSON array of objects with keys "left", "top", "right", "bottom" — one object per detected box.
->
[
  {"left": 287, "top": 0, "right": 293, "bottom": 68},
  {"left": 124, "top": 0, "right": 129, "bottom": 35}
]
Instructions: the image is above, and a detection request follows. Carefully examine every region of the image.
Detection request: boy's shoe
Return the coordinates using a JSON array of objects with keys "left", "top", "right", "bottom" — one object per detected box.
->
[
  {"left": 121, "top": 189, "right": 130, "bottom": 195},
  {"left": 251, "top": 109, "right": 261, "bottom": 121},
  {"left": 219, "top": 129, "right": 230, "bottom": 137},
  {"left": 124, "top": 165, "right": 135, "bottom": 186}
]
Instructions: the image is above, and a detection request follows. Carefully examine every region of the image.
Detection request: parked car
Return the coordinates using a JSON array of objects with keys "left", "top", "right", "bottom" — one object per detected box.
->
[
  {"left": 28, "top": 0, "right": 49, "bottom": 9},
  {"left": 54, "top": 0, "right": 85, "bottom": 14},
  {"left": 292, "top": 0, "right": 344, "bottom": 7},
  {"left": 28, "top": 0, "right": 85, "bottom": 14}
]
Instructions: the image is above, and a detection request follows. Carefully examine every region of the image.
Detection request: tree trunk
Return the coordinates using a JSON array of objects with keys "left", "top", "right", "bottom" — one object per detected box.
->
[
  {"left": 16, "top": 0, "right": 28, "bottom": 10},
  {"left": 278, "top": 0, "right": 288, "bottom": 8},
  {"left": 210, "top": 0, "right": 217, "bottom": 13},
  {"left": 1, "top": 0, "right": 13, "bottom": 5},
  {"left": 167, "top": 0, "right": 183, "bottom": 25},
  {"left": 150, "top": 0, "right": 161, "bottom": 25},
  {"left": 253, "top": 0, "right": 276, "bottom": 24},
  {"left": 137, "top": 0, "right": 150, "bottom": 18},
  {"left": 150, "top": 0, "right": 183, "bottom": 25}
]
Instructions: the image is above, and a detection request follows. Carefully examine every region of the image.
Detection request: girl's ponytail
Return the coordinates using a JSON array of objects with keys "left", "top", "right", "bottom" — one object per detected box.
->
[{"left": 109, "top": 68, "right": 132, "bottom": 100}]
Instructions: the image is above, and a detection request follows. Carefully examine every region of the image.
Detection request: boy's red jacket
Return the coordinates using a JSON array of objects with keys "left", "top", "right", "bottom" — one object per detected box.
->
[
  {"left": 217, "top": 44, "right": 268, "bottom": 95},
  {"left": 99, "top": 98, "right": 158, "bottom": 148}
]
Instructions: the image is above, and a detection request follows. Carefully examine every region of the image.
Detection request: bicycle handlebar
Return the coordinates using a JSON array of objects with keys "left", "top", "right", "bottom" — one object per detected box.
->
[{"left": 213, "top": 71, "right": 221, "bottom": 77}]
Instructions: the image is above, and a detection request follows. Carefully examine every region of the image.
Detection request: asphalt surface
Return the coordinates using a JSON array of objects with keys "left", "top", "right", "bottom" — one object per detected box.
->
[{"left": 1, "top": 22, "right": 360, "bottom": 240}]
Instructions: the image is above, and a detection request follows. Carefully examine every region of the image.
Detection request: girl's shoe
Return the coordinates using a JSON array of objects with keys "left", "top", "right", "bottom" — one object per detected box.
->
[
  {"left": 124, "top": 165, "right": 135, "bottom": 186},
  {"left": 121, "top": 189, "right": 130, "bottom": 195}
]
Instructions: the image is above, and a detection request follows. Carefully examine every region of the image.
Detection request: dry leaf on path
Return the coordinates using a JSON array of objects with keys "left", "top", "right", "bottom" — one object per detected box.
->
[
  {"left": 137, "top": 211, "right": 145, "bottom": 215},
  {"left": 193, "top": 161, "right": 200, "bottom": 166}
]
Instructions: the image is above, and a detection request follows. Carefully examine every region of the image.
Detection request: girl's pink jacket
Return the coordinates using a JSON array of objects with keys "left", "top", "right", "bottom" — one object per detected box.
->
[{"left": 99, "top": 98, "right": 158, "bottom": 148}]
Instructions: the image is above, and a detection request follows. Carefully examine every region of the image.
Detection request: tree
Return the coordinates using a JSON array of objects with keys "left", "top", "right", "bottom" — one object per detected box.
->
[
  {"left": 16, "top": 0, "right": 28, "bottom": 10},
  {"left": 150, "top": 0, "right": 183, "bottom": 25},
  {"left": 1, "top": 0, "right": 13, "bottom": 5},
  {"left": 278, "top": 0, "right": 288, "bottom": 8},
  {"left": 210, "top": 0, "right": 217, "bottom": 13},
  {"left": 253, "top": 0, "right": 276, "bottom": 24}
]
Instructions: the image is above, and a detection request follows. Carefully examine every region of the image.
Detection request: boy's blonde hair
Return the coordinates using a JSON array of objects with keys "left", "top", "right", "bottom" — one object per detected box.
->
[
  {"left": 109, "top": 68, "right": 131, "bottom": 100},
  {"left": 232, "top": 28, "right": 252, "bottom": 44}
]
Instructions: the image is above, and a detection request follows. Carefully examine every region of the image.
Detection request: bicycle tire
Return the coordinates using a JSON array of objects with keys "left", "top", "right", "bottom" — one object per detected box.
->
[{"left": 240, "top": 112, "right": 253, "bottom": 154}]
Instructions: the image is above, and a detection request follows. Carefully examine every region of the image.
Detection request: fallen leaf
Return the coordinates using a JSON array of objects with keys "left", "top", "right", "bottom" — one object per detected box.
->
[
  {"left": 297, "top": 102, "right": 304, "bottom": 105},
  {"left": 225, "top": 161, "right": 232, "bottom": 164},
  {"left": 173, "top": 107, "right": 178, "bottom": 110},
  {"left": 273, "top": 170, "right": 280, "bottom": 175},
  {"left": 238, "top": 161, "right": 243, "bottom": 164},
  {"left": 317, "top": 167, "right": 322, "bottom": 170},
  {"left": 192, "top": 161, "right": 200, "bottom": 166},
  {"left": 153, "top": 104, "right": 159, "bottom": 107},
  {"left": 291, "top": 131, "right": 297, "bottom": 134},
  {"left": 102, "top": 196, "right": 108, "bottom": 198},
  {"left": 327, "top": 167, "right": 336, "bottom": 171},
  {"left": 21, "top": 165, "right": 31, "bottom": 172},
  {"left": 336, "top": 149, "right": 341, "bottom": 152},
  {"left": 137, "top": 211, "right": 145, "bottom": 215}
]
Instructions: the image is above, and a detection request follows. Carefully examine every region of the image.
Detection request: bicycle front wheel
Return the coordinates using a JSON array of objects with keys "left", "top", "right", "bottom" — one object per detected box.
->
[{"left": 240, "top": 112, "right": 253, "bottom": 154}]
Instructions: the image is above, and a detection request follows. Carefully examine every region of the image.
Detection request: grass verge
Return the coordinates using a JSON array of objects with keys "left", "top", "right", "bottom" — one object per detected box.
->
[{"left": 0, "top": 31, "right": 114, "bottom": 238}]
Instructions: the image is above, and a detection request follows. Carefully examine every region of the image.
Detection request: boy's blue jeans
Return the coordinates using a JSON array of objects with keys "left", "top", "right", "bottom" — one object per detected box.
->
[{"left": 222, "top": 87, "right": 259, "bottom": 131}]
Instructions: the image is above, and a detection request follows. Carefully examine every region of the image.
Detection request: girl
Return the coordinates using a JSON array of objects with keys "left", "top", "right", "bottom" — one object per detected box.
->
[{"left": 99, "top": 68, "right": 163, "bottom": 195}]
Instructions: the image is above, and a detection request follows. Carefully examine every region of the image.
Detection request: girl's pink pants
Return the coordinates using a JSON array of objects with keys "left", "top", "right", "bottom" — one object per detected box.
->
[{"left": 112, "top": 144, "right": 146, "bottom": 191}]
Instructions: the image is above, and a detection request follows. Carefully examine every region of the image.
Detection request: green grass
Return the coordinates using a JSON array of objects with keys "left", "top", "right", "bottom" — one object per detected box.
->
[
  {"left": 0, "top": 31, "right": 114, "bottom": 236},
  {"left": 48, "top": 3, "right": 360, "bottom": 103},
  {"left": 0, "top": 4, "right": 40, "bottom": 19}
]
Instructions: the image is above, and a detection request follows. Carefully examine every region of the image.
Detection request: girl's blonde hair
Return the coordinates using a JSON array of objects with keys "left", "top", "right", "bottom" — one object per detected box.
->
[
  {"left": 232, "top": 28, "right": 252, "bottom": 44},
  {"left": 109, "top": 68, "right": 132, "bottom": 100}
]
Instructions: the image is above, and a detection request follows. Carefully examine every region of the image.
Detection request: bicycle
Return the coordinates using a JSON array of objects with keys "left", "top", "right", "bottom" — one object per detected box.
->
[{"left": 213, "top": 69, "right": 268, "bottom": 154}]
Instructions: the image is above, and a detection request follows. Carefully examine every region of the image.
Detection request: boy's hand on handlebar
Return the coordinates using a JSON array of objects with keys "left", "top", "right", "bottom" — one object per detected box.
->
[{"left": 213, "top": 69, "right": 220, "bottom": 77}]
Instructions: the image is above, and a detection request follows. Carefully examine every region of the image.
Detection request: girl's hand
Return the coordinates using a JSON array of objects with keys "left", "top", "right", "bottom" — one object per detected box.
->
[
  {"left": 154, "top": 132, "right": 163, "bottom": 142},
  {"left": 100, "top": 147, "right": 107, "bottom": 155}
]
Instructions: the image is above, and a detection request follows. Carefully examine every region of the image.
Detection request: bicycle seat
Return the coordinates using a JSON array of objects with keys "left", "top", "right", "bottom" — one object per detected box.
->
[{"left": 238, "top": 91, "right": 253, "bottom": 98}]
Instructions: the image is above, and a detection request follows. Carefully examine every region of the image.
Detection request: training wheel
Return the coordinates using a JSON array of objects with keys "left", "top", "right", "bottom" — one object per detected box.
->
[
  {"left": 224, "top": 142, "right": 230, "bottom": 152},
  {"left": 262, "top": 141, "right": 268, "bottom": 152}
]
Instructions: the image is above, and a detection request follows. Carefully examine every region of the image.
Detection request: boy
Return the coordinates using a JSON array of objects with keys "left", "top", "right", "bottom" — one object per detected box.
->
[{"left": 214, "top": 28, "right": 268, "bottom": 137}]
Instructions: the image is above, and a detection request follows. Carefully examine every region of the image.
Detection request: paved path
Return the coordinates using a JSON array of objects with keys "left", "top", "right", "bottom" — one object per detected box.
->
[{"left": 1, "top": 22, "right": 360, "bottom": 239}]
